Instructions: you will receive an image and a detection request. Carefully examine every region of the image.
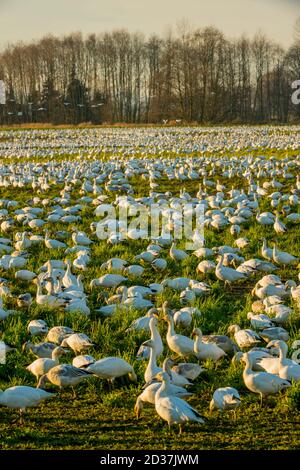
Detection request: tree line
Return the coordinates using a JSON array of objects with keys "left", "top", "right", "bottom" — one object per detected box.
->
[{"left": 0, "top": 23, "right": 299, "bottom": 125}]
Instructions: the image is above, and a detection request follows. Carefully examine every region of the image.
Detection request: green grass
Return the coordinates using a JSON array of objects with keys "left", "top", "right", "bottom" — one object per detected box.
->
[{"left": 0, "top": 133, "right": 299, "bottom": 449}]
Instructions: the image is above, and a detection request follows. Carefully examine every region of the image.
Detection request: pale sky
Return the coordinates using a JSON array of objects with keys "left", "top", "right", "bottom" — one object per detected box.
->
[{"left": 0, "top": 0, "right": 299, "bottom": 49}]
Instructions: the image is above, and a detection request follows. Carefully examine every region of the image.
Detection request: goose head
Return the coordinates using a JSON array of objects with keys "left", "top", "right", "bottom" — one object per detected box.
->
[
  {"left": 240, "top": 352, "right": 252, "bottom": 367},
  {"left": 141, "top": 339, "right": 155, "bottom": 349},
  {"left": 228, "top": 324, "right": 241, "bottom": 335},
  {"left": 155, "top": 371, "right": 169, "bottom": 383},
  {"left": 162, "top": 358, "right": 175, "bottom": 376},
  {"left": 231, "top": 351, "right": 243, "bottom": 365},
  {"left": 37, "top": 374, "right": 50, "bottom": 389},
  {"left": 266, "top": 339, "right": 287, "bottom": 356},
  {"left": 192, "top": 328, "right": 202, "bottom": 340}
]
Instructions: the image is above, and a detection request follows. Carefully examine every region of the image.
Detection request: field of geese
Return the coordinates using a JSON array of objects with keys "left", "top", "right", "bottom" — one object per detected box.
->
[{"left": 0, "top": 125, "right": 299, "bottom": 450}]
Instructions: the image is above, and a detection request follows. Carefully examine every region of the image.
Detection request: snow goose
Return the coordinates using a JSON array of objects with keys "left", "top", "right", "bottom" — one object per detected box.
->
[
  {"left": 26, "top": 346, "right": 66, "bottom": 383},
  {"left": 34, "top": 279, "right": 66, "bottom": 308},
  {"left": 274, "top": 215, "right": 287, "bottom": 234},
  {"left": 0, "top": 386, "right": 55, "bottom": 423},
  {"left": 266, "top": 340, "right": 300, "bottom": 382},
  {"left": 27, "top": 319, "right": 48, "bottom": 336},
  {"left": 72, "top": 230, "right": 92, "bottom": 246},
  {"left": 37, "top": 364, "right": 92, "bottom": 397},
  {"left": 272, "top": 245, "right": 299, "bottom": 266},
  {"left": 259, "top": 327, "right": 289, "bottom": 343},
  {"left": 61, "top": 333, "right": 94, "bottom": 355},
  {"left": 233, "top": 349, "right": 275, "bottom": 371},
  {"left": 209, "top": 387, "right": 241, "bottom": 413},
  {"left": 124, "top": 264, "right": 145, "bottom": 278},
  {"left": 90, "top": 274, "right": 127, "bottom": 289},
  {"left": 265, "top": 304, "right": 292, "bottom": 324},
  {"left": 126, "top": 310, "right": 159, "bottom": 333},
  {"left": 164, "top": 310, "right": 195, "bottom": 359},
  {"left": 135, "top": 381, "right": 192, "bottom": 418},
  {"left": 196, "top": 260, "right": 216, "bottom": 274},
  {"left": 151, "top": 258, "right": 168, "bottom": 271},
  {"left": 241, "top": 353, "right": 290, "bottom": 405},
  {"left": 179, "top": 288, "right": 196, "bottom": 305},
  {"left": 215, "top": 255, "right": 246, "bottom": 284},
  {"left": 45, "top": 232, "right": 67, "bottom": 250},
  {"left": 192, "top": 328, "right": 227, "bottom": 361},
  {"left": 45, "top": 326, "right": 74, "bottom": 345},
  {"left": 154, "top": 371, "right": 205, "bottom": 434},
  {"left": 72, "top": 355, "right": 95, "bottom": 368},
  {"left": 228, "top": 325, "right": 261, "bottom": 349},
  {"left": 202, "top": 334, "right": 239, "bottom": 355},
  {"left": 23, "top": 341, "right": 56, "bottom": 359},
  {"left": 62, "top": 259, "right": 77, "bottom": 288},
  {"left": 15, "top": 269, "right": 37, "bottom": 281},
  {"left": 86, "top": 357, "right": 137, "bottom": 386},
  {"left": 169, "top": 242, "right": 188, "bottom": 262},
  {"left": 247, "top": 312, "right": 274, "bottom": 330},
  {"left": 171, "top": 363, "right": 204, "bottom": 381}
]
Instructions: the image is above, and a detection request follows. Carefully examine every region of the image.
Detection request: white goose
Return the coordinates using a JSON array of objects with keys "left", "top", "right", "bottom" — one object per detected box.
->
[
  {"left": 164, "top": 311, "right": 195, "bottom": 359},
  {"left": 228, "top": 324, "right": 261, "bottom": 349},
  {"left": 215, "top": 255, "right": 246, "bottom": 284},
  {"left": 134, "top": 380, "right": 192, "bottom": 418},
  {"left": 192, "top": 328, "right": 227, "bottom": 361},
  {"left": 86, "top": 357, "right": 137, "bottom": 386},
  {"left": 242, "top": 353, "right": 290, "bottom": 405},
  {"left": 272, "top": 245, "right": 299, "bottom": 266},
  {"left": 209, "top": 387, "right": 241, "bottom": 413},
  {"left": 154, "top": 371, "right": 205, "bottom": 434},
  {"left": 37, "top": 364, "right": 92, "bottom": 396},
  {"left": 266, "top": 340, "right": 300, "bottom": 382},
  {"left": 26, "top": 346, "right": 66, "bottom": 383},
  {"left": 0, "top": 386, "right": 55, "bottom": 423},
  {"left": 60, "top": 333, "right": 94, "bottom": 355}
]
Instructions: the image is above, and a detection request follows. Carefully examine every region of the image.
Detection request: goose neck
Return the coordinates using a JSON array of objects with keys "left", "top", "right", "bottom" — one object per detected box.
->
[{"left": 166, "top": 317, "right": 175, "bottom": 337}]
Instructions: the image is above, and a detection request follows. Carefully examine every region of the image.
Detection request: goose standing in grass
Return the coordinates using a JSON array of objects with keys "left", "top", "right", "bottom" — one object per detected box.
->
[
  {"left": 241, "top": 353, "right": 290, "bottom": 405},
  {"left": 45, "top": 326, "right": 74, "bottom": 345},
  {"left": 169, "top": 242, "right": 188, "bottom": 262},
  {"left": 171, "top": 363, "right": 204, "bottom": 381},
  {"left": 273, "top": 215, "right": 287, "bottom": 235},
  {"left": 228, "top": 324, "right": 261, "bottom": 349},
  {"left": 164, "top": 311, "right": 195, "bottom": 359},
  {"left": 86, "top": 357, "right": 137, "bottom": 387},
  {"left": 154, "top": 372, "right": 205, "bottom": 434},
  {"left": 247, "top": 312, "right": 274, "bottom": 330},
  {"left": 45, "top": 231, "right": 67, "bottom": 250},
  {"left": 26, "top": 346, "right": 66, "bottom": 383},
  {"left": 60, "top": 333, "right": 94, "bottom": 355},
  {"left": 134, "top": 379, "right": 193, "bottom": 418},
  {"left": 37, "top": 364, "right": 92, "bottom": 397},
  {"left": 265, "top": 340, "right": 300, "bottom": 382},
  {"left": 34, "top": 278, "right": 66, "bottom": 308},
  {"left": 259, "top": 327, "right": 289, "bottom": 342},
  {"left": 90, "top": 274, "right": 127, "bottom": 289},
  {"left": 192, "top": 328, "right": 227, "bottom": 361},
  {"left": 215, "top": 255, "right": 246, "bottom": 284},
  {"left": 272, "top": 245, "right": 299, "bottom": 266},
  {"left": 23, "top": 341, "right": 56, "bottom": 359},
  {"left": 0, "top": 386, "right": 55, "bottom": 423},
  {"left": 27, "top": 319, "right": 48, "bottom": 336},
  {"left": 209, "top": 387, "right": 241, "bottom": 413}
]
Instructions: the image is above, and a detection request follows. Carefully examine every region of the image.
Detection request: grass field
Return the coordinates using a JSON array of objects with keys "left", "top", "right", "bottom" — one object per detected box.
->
[{"left": 0, "top": 126, "right": 299, "bottom": 450}]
